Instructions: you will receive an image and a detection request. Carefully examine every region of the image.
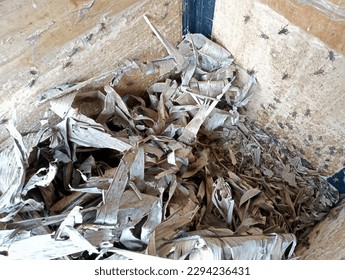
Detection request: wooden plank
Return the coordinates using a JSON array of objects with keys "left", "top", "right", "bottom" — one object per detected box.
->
[
  {"left": 0, "top": 0, "right": 182, "bottom": 146},
  {"left": 212, "top": 0, "right": 345, "bottom": 260},
  {"left": 212, "top": 0, "right": 345, "bottom": 174},
  {"left": 295, "top": 204, "right": 345, "bottom": 259},
  {"left": 260, "top": 0, "right": 345, "bottom": 54}
]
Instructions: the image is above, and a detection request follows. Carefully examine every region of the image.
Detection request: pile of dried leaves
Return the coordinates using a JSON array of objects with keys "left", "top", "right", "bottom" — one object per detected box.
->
[{"left": 0, "top": 16, "right": 339, "bottom": 260}]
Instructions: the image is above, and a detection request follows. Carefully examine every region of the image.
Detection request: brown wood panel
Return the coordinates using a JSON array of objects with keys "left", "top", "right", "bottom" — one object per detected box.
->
[
  {"left": 296, "top": 204, "right": 345, "bottom": 259},
  {"left": 212, "top": 0, "right": 345, "bottom": 175},
  {"left": 0, "top": 0, "right": 182, "bottom": 146},
  {"left": 260, "top": 0, "right": 345, "bottom": 54}
]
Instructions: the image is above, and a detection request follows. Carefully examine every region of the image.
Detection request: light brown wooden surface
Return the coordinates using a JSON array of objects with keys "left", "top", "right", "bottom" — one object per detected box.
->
[
  {"left": 296, "top": 204, "right": 345, "bottom": 259},
  {"left": 261, "top": 0, "right": 345, "bottom": 54},
  {"left": 212, "top": 0, "right": 345, "bottom": 175},
  {"left": 0, "top": 0, "right": 182, "bottom": 147},
  {"left": 212, "top": 0, "right": 345, "bottom": 260}
]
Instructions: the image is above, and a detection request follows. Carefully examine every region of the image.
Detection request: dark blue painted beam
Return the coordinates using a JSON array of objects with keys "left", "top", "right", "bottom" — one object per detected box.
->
[
  {"left": 328, "top": 168, "right": 345, "bottom": 194},
  {"left": 182, "top": 0, "right": 216, "bottom": 38}
]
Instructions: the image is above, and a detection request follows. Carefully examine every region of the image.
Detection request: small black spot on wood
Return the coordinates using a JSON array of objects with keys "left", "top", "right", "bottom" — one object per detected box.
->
[
  {"left": 247, "top": 68, "right": 255, "bottom": 75},
  {"left": 273, "top": 97, "right": 281, "bottom": 103},
  {"left": 63, "top": 61, "right": 72, "bottom": 69},
  {"left": 313, "top": 66, "right": 325, "bottom": 75},
  {"left": 286, "top": 123, "right": 293, "bottom": 130},
  {"left": 259, "top": 32, "right": 269, "bottom": 39},
  {"left": 291, "top": 111, "right": 297, "bottom": 118},
  {"left": 278, "top": 24, "right": 289, "bottom": 35},
  {"left": 243, "top": 15, "right": 250, "bottom": 24},
  {"left": 329, "top": 146, "right": 336, "bottom": 155},
  {"left": 30, "top": 69, "right": 38, "bottom": 76},
  {"left": 268, "top": 103, "right": 276, "bottom": 110},
  {"left": 28, "top": 79, "right": 36, "bottom": 87},
  {"left": 85, "top": 33, "right": 93, "bottom": 41}
]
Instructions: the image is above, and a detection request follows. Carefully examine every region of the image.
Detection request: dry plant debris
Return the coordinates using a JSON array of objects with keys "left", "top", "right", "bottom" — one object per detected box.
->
[{"left": 0, "top": 15, "right": 339, "bottom": 260}]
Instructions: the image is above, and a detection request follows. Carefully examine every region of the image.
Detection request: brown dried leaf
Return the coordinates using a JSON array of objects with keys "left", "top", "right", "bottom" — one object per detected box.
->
[
  {"left": 239, "top": 188, "right": 262, "bottom": 207},
  {"left": 96, "top": 160, "right": 129, "bottom": 224}
]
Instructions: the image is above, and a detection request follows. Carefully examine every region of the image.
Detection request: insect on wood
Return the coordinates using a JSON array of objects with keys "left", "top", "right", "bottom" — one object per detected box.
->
[
  {"left": 30, "top": 69, "right": 38, "bottom": 76},
  {"left": 278, "top": 24, "right": 289, "bottom": 35},
  {"left": 243, "top": 15, "right": 250, "bottom": 24},
  {"left": 85, "top": 33, "right": 93, "bottom": 42},
  {"left": 69, "top": 47, "right": 80, "bottom": 57},
  {"left": 259, "top": 32, "right": 269, "bottom": 39},
  {"left": 28, "top": 67, "right": 38, "bottom": 87},
  {"left": 28, "top": 78, "right": 36, "bottom": 87},
  {"left": 63, "top": 61, "right": 72, "bottom": 68},
  {"left": 247, "top": 68, "right": 255, "bottom": 75},
  {"left": 327, "top": 50, "right": 335, "bottom": 62},
  {"left": 282, "top": 72, "right": 289, "bottom": 80},
  {"left": 304, "top": 109, "right": 311, "bottom": 117}
]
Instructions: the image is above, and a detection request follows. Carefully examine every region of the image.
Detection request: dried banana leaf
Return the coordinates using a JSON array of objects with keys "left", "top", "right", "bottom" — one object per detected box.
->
[{"left": 158, "top": 233, "right": 296, "bottom": 260}]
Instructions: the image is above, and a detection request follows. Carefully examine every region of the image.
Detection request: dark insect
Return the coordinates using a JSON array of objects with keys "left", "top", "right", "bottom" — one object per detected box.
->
[
  {"left": 286, "top": 123, "right": 293, "bottom": 130},
  {"left": 28, "top": 78, "right": 36, "bottom": 87},
  {"left": 69, "top": 47, "right": 80, "bottom": 57},
  {"left": 327, "top": 50, "right": 335, "bottom": 62},
  {"left": 29, "top": 69, "right": 38, "bottom": 76},
  {"left": 278, "top": 24, "right": 289, "bottom": 35},
  {"left": 273, "top": 97, "right": 281, "bottom": 103},
  {"left": 313, "top": 66, "right": 325, "bottom": 75},
  {"left": 277, "top": 122, "right": 284, "bottom": 129},
  {"left": 63, "top": 61, "right": 72, "bottom": 68},
  {"left": 99, "top": 22, "right": 106, "bottom": 32},
  {"left": 243, "top": 15, "right": 250, "bottom": 24},
  {"left": 259, "top": 32, "right": 269, "bottom": 39},
  {"left": 329, "top": 146, "right": 336, "bottom": 155},
  {"left": 291, "top": 111, "right": 297, "bottom": 118},
  {"left": 282, "top": 72, "right": 289, "bottom": 80},
  {"left": 85, "top": 33, "right": 93, "bottom": 41},
  {"left": 268, "top": 103, "right": 276, "bottom": 110},
  {"left": 247, "top": 68, "right": 255, "bottom": 75},
  {"left": 304, "top": 109, "right": 311, "bottom": 117}
]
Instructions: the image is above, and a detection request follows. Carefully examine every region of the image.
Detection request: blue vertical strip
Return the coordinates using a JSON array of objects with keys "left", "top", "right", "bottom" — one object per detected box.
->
[
  {"left": 182, "top": 0, "right": 216, "bottom": 39},
  {"left": 327, "top": 167, "right": 345, "bottom": 194}
]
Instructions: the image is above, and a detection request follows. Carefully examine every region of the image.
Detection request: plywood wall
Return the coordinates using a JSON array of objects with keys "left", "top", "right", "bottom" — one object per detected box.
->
[
  {"left": 261, "top": 0, "right": 345, "bottom": 54},
  {"left": 212, "top": 0, "right": 345, "bottom": 175},
  {"left": 296, "top": 203, "right": 345, "bottom": 259},
  {"left": 0, "top": 0, "right": 182, "bottom": 147}
]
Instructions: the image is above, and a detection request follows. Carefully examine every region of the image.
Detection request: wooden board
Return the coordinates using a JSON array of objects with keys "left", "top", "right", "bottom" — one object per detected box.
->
[
  {"left": 212, "top": 0, "right": 345, "bottom": 175},
  {"left": 212, "top": 0, "right": 345, "bottom": 260},
  {"left": 261, "top": 0, "right": 345, "bottom": 54},
  {"left": 0, "top": 0, "right": 182, "bottom": 147},
  {"left": 296, "top": 204, "right": 345, "bottom": 259}
]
